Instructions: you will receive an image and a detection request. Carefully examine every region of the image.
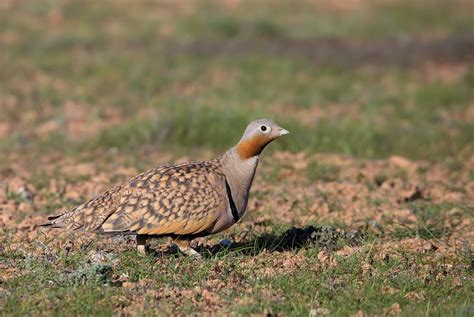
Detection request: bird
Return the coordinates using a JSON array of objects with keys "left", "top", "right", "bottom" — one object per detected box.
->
[{"left": 41, "top": 119, "right": 289, "bottom": 256}]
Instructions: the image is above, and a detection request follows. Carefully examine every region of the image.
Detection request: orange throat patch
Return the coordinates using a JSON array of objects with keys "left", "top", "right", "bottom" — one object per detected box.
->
[{"left": 236, "top": 135, "right": 270, "bottom": 160}]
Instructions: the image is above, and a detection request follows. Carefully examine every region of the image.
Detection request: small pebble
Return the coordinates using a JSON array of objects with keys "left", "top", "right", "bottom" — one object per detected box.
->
[{"left": 219, "top": 239, "right": 232, "bottom": 247}]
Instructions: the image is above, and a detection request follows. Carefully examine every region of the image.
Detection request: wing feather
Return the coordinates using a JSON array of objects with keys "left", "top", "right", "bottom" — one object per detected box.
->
[
  {"left": 103, "top": 160, "right": 226, "bottom": 236},
  {"left": 44, "top": 159, "right": 227, "bottom": 238}
]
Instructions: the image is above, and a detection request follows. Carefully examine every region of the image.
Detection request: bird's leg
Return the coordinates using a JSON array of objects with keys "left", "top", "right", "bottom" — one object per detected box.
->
[
  {"left": 174, "top": 239, "right": 201, "bottom": 258},
  {"left": 136, "top": 234, "right": 148, "bottom": 254}
]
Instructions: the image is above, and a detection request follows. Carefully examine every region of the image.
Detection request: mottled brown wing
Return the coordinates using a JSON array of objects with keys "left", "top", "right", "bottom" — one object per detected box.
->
[{"left": 100, "top": 161, "right": 227, "bottom": 236}]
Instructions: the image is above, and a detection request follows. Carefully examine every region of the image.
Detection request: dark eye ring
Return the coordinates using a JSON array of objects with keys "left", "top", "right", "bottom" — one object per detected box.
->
[{"left": 260, "top": 125, "right": 267, "bottom": 132}]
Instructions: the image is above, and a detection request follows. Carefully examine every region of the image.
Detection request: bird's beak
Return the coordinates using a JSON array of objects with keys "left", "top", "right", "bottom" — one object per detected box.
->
[{"left": 278, "top": 128, "right": 290, "bottom": 136}]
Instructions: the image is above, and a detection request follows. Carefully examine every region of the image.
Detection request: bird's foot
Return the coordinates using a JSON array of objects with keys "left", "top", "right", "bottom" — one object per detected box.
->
[
  {"left": 136, "top": 234, "right": 148, "bottom": 254},
  {"left": 137, "top": 244, "right": 147, "bottom": 254},
  {"left": 179, "top": 246, "right": 202, "bottom": 259},
  {"left": 174, "top": 240, "right": 202, "bottom": 259}
]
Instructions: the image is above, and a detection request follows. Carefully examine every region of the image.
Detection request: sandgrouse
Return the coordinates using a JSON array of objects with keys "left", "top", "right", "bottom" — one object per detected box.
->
[{"left": 42, "top": 119, "right": 289, "bottom": 256}]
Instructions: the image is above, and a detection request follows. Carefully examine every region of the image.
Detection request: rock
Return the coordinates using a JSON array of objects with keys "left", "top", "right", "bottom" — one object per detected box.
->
[
  {"left": 219, "top": 239, "right": 232, "bottom": 247},
  {"left": 389, "top": 155, "right": 416, "bottom": 171},
  {"left": 399, "top": 186, "right": 423, "bottom": 202}
]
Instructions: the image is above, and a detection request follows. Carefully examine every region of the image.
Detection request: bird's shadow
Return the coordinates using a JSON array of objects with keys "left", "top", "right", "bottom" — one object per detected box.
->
[{"left": 150, "top": 225, "right": 361, "bottom": 258}]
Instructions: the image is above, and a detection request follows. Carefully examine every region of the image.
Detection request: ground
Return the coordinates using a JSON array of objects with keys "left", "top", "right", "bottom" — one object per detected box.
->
[{"left": 0, "top": 0, "right": 473, "bottom": 316}]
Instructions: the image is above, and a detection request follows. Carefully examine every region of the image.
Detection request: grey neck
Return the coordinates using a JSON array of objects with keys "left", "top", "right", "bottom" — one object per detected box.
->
[{"left": 221, "top": 148, "right": 259, "bottom": 217}]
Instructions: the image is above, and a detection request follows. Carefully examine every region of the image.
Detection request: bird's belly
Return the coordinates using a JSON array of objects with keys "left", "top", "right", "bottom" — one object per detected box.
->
[{"left": 206, "top": 211, "right": 236, "bottom": 234}]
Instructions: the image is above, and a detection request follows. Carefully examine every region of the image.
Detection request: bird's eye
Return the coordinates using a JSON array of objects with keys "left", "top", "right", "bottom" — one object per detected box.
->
[{"left": 260, "top": 125, "right": 268, "bottom": 132}]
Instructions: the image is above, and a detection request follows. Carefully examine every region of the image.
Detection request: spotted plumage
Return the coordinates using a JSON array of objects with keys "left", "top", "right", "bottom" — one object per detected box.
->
[{"left": 42, "top": 119, "right": 289, "bottom": 256}]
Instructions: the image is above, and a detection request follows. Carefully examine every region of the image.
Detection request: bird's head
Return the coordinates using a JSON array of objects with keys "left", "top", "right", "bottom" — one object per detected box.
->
[{"left": 235, "top": 119, "right": 289, "bottom": 160}]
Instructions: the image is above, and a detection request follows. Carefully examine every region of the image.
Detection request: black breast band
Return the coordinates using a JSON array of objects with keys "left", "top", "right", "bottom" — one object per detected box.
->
[{"left": 225, "top": 179, "right": 240, "bottom": 223}]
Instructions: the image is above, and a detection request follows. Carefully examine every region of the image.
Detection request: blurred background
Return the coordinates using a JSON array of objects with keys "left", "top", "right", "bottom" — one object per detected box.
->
[
  {"left": 1, "top": 1, "right": 474, "bottom": 315},
  {"left": 1, "top": 0, "right": 473, "bottom": 163}
]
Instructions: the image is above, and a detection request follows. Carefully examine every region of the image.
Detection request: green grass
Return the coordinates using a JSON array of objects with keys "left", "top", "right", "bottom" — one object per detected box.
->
[
  {"left": 1, "top": 1, "right": 473, "bottom": 161},
  {"left": 390, "top": 202, "right": 473, "bottom": 240},
  {"left": 0, "top": 0, "right": 473, "bottom": 315},
  {"left": 1, "top": 225, "right": 472, "bottom": 316}
]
